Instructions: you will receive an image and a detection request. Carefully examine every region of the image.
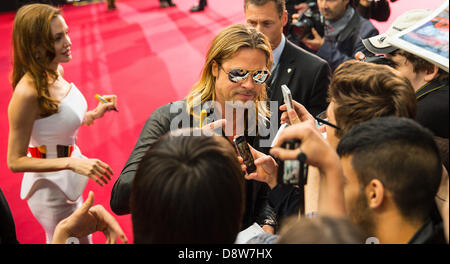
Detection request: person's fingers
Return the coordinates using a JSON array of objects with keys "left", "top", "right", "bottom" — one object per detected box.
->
[
  {"left": 272, "top": 123, "right": 311, "bottom": 148},
  {"left": 79, "top": 191, "right": 95, "bottom": 213},
  {"left": 355, "top": 51, "right": 366, "bottom": 61},
  {"left": 95, "top": 178, "right": 104, "bottom": 187},
  {"left": 106, "top": 102, "right": 116, "bottom": 112},
  {"left": 100, "top": 95, "right": 117, "bottom": 111},
  {"left": 109, "top": 234, "right": 117, "bottom": 244},
  {"left": 302, "top": 39, "right": 314, "bottom": 50},
  {"left": 270, "top": 147, "right": 301, "bottom": 161},
  {"left": 97, "top": 160, "right": 114, "bottom": 175},
  {"left": 288, "top": 109, "right": 300, "bottom": 124},
  {"left": 245, "top": 172, "right": 258, "bottom": 180},
  {"left": 93, "top": 164, "right": 110, "bottom": 182},
  {"left": 254, "top": 155, "right": 271, "bottom": 166},
  {"left": 280, "top": 112, "right": 289, "bottom": 122},
  {"left": 90, "top": 205, "right": 128, "bottom": 244},
  {"left": 88, "top": 172, "right": 104, "bottom": 187},
  {"left": 96, "top": 173, "right": 109, "bottom": 185},
  {"left": 248, "top": 144, "right": 258, "bottom": 159},
  {"left": 119, "top": 233, "right": 129, "bottom": 244},
  {"left": 205, "top": 119, "right": 226, "bottom": 130},
  {"left": 311, "top": 27, "right": 320, "bottom": 38},
  {"left": 302, "top": 37, "right": 313, "bottom": 45}
]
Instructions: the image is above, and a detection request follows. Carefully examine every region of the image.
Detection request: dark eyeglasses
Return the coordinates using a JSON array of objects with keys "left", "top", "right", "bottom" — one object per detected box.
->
[
  {"left": 315, "top": 110, "right": 341, "bottom": 130},
  {"left": 219, "top": 66, "right": 270, "bottom": 84}
]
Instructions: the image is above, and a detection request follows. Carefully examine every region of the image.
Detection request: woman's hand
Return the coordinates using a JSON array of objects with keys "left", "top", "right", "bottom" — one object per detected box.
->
[
  {"left": 68, "top": 158, "right": 113, "bottom": 187},
  {"left": 95, "top": 94, "right": 117, "bottom": 117},
  {"left": 83, "top": 95, "right": 117, "bottom": 125}
]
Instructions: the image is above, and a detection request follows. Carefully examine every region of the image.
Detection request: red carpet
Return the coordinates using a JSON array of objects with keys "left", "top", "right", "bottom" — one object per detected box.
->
[{"left": 0, "top": 0, "right": 444, "bottom": 244}]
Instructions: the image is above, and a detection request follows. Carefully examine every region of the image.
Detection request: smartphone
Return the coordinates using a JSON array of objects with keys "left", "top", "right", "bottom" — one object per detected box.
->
[
  {"left": 281, "top": 84, "right": 294, "bottom": 112},
  {"left": 234, "top": 135, "right": 257, "bottom": 174},
  {"left": 277, "top": 139, "right": 308, "bottom": 186}
]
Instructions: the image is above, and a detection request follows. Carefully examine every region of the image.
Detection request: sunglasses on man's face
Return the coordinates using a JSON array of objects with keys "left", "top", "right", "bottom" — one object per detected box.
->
[{"left": 220, "top": 66, "right": 270, "bottom": 84}]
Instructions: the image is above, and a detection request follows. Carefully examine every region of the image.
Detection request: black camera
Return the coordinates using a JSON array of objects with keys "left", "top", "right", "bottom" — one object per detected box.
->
[
  {"left": 290, "top": 2, "right": 325, "bottom": 40},
  {"left": 362, "top": 55, "right": 395, "bottom": 67},
  {"left": 277, "top": 139, "right": 308, "bottom": 186}
]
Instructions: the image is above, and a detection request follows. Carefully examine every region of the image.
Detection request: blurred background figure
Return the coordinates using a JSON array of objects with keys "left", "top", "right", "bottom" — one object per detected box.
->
[
  {"left": 190, "top": 0, "right": 207, "bottom": 12},
  {"left": 106, "top": 0, "right": 116, "bottom": 10},
  {"left": 159, "top": 0, "right": 176, "bottom": 8},
  {"left": 352, "top": 0, "right": 397, "bottom": 22}
]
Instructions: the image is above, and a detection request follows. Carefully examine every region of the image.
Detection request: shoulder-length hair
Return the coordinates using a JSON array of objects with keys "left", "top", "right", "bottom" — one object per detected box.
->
[{"left": 12, "top": 3, "right": 61, "bottom": 117}]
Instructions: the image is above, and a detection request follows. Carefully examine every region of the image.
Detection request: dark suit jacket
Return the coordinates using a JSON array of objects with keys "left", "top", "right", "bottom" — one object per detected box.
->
[
  {"left": 265, "top": 40, "right": 330, "bottom": 222},
  {"left": 268, "top": 39, "right": 331, "bottom": 120}
]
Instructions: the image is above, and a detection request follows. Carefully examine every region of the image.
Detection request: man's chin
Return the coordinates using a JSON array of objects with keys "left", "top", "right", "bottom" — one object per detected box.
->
[{"left": 234, "top": 94, "right": 255, "bottom": 102}]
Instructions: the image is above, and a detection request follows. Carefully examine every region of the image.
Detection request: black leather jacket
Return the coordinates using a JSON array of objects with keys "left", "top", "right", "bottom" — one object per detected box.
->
[{"left": 110, "top": 100, "right": 277, "bottom": 230}]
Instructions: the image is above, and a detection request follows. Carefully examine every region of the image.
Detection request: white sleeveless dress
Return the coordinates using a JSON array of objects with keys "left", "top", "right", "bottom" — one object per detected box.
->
[{"left": 20, "top": 83, "right": 89, "bottom": 201}]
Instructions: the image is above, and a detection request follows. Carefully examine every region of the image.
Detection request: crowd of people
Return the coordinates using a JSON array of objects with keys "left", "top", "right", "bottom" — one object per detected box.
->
[{"left": 1, "top": 0, "right": 448, "bottom": 245}]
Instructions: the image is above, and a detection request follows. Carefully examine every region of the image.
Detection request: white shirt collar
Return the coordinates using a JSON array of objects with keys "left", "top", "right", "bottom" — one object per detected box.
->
[{"left": 271, "top": 34, "right": 286, "bottom": 72}]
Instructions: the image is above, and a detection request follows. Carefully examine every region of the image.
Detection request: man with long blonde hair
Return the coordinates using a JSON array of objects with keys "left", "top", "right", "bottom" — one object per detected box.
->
[{"left": 111, "top": 24, "right": 278, "bottom": 231}]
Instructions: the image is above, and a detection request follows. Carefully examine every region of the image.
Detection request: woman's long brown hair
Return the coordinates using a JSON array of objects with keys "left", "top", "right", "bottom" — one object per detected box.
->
[{"left": 11, "top": 3, "right": 61, "bottom": 117}]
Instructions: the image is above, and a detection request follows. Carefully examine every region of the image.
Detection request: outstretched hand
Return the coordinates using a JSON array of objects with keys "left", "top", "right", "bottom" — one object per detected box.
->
[
  {"left": 270, "top": 122, "right": 337, "bottom": 170},
  {"left": 279, "top": 100, "right": 315, "bottom": 126},
  {"left": 52, "top": 191, "right": 128, "bottom": 244}
]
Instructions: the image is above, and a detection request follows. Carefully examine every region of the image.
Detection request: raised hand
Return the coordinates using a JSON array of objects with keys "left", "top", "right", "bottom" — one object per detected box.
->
[
  {"left": 52, "top": 191, "right": 128, "bottom": 244},
  {"left": 280, "top": 100, "right": 315, "bottom": 126}
]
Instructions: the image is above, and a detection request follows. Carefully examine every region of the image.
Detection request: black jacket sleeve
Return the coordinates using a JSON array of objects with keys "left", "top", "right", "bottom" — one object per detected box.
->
[
  {"left": 0, "top": 188, "right": 19, "bottom": 244},
  {"left": 268, "top": 184, "right": 301, "bottom": 221},
  {"left": 110, "top": 103, "right": 173, "bottom": 215}
]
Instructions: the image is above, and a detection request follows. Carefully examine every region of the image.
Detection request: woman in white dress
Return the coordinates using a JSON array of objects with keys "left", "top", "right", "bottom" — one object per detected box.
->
[{"left": 7, "top": 3, "right": 117, "bottom": 244}]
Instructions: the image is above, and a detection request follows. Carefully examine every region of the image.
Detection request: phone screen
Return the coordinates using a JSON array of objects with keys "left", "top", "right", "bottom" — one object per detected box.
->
[{"left": 234, "top": 136, "right": 256, "bottom": 174}]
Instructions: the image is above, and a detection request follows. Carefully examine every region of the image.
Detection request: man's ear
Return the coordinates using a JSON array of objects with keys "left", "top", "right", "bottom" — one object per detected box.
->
[
  {"left": 366, "top": 179, "right": 384, "bottom": 210},
  {"left": 212, "top": 60, "right": 219, "bottom": 78},
  {"left": 424, "top": 65, "right": 439, "bottom": 82},
  {"left": 282, "top": 10, "right": 288, "bottom": 27}
]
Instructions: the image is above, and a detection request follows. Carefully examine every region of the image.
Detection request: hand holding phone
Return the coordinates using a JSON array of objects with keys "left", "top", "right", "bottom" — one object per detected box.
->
[
  {"left": 281, "top": 84, "right": 302, "bottom": 125},
  {"left": 234, "top": 135, "right": 256, "bottom": 174},
  {"left": 281, "top": 85, "right": 294, "bottom": 113}
]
